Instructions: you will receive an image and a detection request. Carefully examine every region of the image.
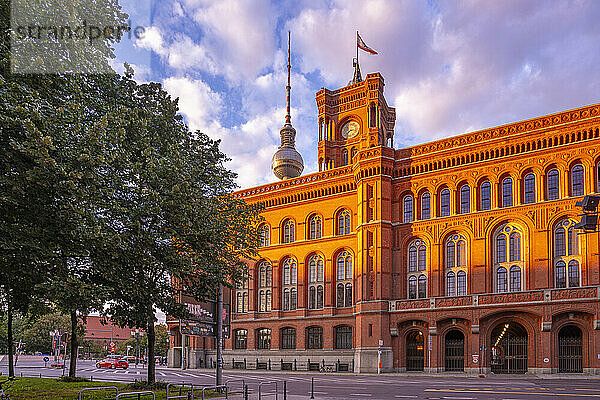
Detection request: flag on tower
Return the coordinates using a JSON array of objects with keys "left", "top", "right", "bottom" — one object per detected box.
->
[{"left": 357, "top": 32, "right": 378, "bottom": 55}]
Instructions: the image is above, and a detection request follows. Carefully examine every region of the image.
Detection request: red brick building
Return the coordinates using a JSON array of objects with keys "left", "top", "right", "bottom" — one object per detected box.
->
[{"left": 168, "top": 67, "right": 600, "bottom": 374}]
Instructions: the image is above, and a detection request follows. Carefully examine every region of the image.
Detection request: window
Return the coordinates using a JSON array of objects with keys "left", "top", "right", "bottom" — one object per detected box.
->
[
  {"left": 282, "top": 219, "right": 295, "bottom": 243},
  {"left": 280, "top": 328, "right": 296, "bottom": 349},
  {"left": 337, "top": 209, "right": 351, "bottom": 235},
  {"left": 460, "top": 185, "right": 470, "bottom": 214},
  {"left": 408, "top": 276, "right": 417, "bottom": 299},
  {"left": 236, "top": 278, "right": 249, "bottom": 313},
  {"left": 502, "top": 177, "right": 513, "bottom": 207},
  {"left": 308, "top": 254, "right": 324, "bottom": 309},
  {"left": 258, "top": 261, "right": 272, "bottom": 312},
  {"left": 418, "top": 275, "right": 427, "bottom": 298},
  {"left": 421, "top": 191, "right": 431, "bottom": 220},
  {"left": 494, "top": 224, "right": 523, "bottom": 292},
  {"left": 403, "top": 195, "right": 414, "bottom": 223},
  {"left": 547, "top": 169, "right": 560, "bottom": 200},
  {"left": 308, "top": 215, "right": 322, "bottom": 239},
  {"left": 554, "top": 219, "right": 581, "bottom": 288},
  {"left": 446, "top": 271, "right": 456, "bottom": 296},
  {"left": 407, "top": 239, "right": 427, "bottom": 298},
  {"left": 510, "top": 266, "right": 521, "bottom": 292},
  {"left": 457, "top": 271, "right": 466, "bottom": 296},
  {"left": 234, "top": 329, "right": 247, "bottom": 350},
  {"left": 335, "top": 326, "right": 352, "bottom": 349},
  {"left": 282, "top": 258, "right": 297, "bottom": 311},
  {"left": 258, "top": 224, "right": 270, "bottom": 247},
  {"left": 351, "top": 148, "right": 357, "bottom": 162},
  {"left": 571, "top": 164, "right": 584, "bottom": 196},
  {"left": 523, "top": 173, "right": 535, "bottom": 204},
  {"left": 568, "top": 261, "right": 580, "bottom": 287},
  {"left": 336, "top": 251, "right": 353, "bottom": 307},
  {"left": 440, "top": 188, "right": 451, "bottom": 217},
  {"left": 256, "top": 328, "right": 271, "bottom": 350},
  {"left": 480, "top": 181, "right": 491, "bottom": 210},
  {"left": 496, "top": 267, "right": 508, "bottom": 293},
  {"left": 307, "top": 327, "right": 323, "bottom": 349},
  {"left": 445, "top": 234, "right": 467, "bottom": 296},
  {"left": 342, "top": 149, "right": 349, "bottom": 166}
]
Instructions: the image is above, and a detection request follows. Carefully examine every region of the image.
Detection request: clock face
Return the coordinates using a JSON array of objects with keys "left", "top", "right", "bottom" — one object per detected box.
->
[{"left": 341, "top": 121, "right": 360, "bottom": 139}]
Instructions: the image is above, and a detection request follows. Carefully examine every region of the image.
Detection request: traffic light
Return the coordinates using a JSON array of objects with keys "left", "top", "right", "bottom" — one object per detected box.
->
[{"left": 574, "top": 195, "right": 600, "bottom": 232}]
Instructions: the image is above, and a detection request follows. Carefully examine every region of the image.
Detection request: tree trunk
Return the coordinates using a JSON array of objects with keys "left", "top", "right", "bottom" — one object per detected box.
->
[
  {"left": 7, "top": 300, "right": 14, "bottom": 378},
  {"left": 147, "top": 321, "right": 155, "bottom": 383},
  {"left": 69, "top": 311, "right": 78, "bottom": 377}
]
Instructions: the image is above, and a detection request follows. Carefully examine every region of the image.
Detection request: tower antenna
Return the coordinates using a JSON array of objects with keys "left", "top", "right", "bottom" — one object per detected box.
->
[{"left": 286, "top": 31, "right": 291, "bottom": 124}]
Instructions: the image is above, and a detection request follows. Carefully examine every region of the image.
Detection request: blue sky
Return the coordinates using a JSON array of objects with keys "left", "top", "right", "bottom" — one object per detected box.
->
[{"left": 112, "top": 0, "right": 600, "bottom": 190}]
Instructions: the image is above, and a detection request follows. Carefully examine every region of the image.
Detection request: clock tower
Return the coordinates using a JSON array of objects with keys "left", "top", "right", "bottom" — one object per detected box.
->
[{"left": 315, "top": 69, "right": 396, "bottom": 171}]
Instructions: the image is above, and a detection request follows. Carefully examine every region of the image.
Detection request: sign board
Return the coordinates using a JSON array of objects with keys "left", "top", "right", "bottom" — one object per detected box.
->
[
  {"left": 179, "top": 293, "right": 230, "bottom": 338},
  {"left": 428, "top": 334, "right": 432, "bottom": 348},
  {"left": 43, "top": 356, "right": 49, "bottom": 362},
  {"left": 378, "top": 339, "right": 383, "bottom": 347},
  {"left": 472, "top": 354, "right": 479, "bottom": 364},
  {"left": 543, "top": 357, "right": 549, "bottom": 363},
  {"left": 110, "top": 342, "right": 115, "bottom": 348}
]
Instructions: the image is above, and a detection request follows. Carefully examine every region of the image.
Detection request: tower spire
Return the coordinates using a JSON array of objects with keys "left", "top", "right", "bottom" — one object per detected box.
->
[{"left": 271, "top": 31, "right": 304, "bottom": 180}]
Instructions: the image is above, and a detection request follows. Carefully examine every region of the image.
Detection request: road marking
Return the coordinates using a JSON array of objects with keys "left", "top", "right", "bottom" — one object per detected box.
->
[
  {"left": 426, "top": 388, "right": 600, "bottom": 397},
  {"left": 442, "top": 397, "right": 474, "bottom": 400},
  {"left": 394, "top": 396, "right": 417, "bottom": 398},
  {"left": 349, "top": 394, "right": 372, "bottom": 397},
  {"left": 171, "top": 372, "right": 185, "bottom": 377}
]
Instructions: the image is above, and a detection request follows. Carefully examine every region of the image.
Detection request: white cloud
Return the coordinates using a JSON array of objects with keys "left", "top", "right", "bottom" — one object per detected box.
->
[{"left": 163, "top": 77, "right": 224, "bottom": 131}]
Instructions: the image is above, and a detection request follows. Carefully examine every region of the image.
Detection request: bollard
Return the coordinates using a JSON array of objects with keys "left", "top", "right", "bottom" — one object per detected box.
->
[
  {"left": 283, "top": 381, "right": 287, "bottom": 400},
  {"left": 310, "top": 377, "right": 314, "bottom": 399},
  {"left": 244, "top": 384, "right": 249, "bottom": 400}
]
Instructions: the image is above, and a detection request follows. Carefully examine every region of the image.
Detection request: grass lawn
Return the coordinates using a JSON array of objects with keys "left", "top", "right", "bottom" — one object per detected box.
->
[{"left": 0, "top": 377, "right": 223, "bottom": 399}]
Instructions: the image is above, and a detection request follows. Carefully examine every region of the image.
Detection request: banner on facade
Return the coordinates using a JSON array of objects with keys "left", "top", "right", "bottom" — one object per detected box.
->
[{"left": 179, "top": 293, "right": 230, "bottom": 338}]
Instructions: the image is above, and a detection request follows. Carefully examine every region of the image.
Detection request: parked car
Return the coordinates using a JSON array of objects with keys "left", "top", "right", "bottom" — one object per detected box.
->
[
  {"left": 125, "top": 355, "right": 136, "bottom": 363},
  {"left": 96, "top": 359, "right": 129, "bottom": 369}
]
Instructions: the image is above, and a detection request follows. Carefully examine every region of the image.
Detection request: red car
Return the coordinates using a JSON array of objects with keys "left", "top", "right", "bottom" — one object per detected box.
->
[{"left": 96, "top": 359, "right": 129, "bottom": 369}]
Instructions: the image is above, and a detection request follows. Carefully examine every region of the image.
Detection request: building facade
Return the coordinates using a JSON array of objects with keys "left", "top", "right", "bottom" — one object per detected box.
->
[{"left": 170, "top": 71, "right": 600, "bottom": 374}]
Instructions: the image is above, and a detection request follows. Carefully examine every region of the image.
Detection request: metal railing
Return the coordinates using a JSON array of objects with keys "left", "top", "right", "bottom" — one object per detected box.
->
[
  {"left": 116, "top": 391, "right": 155, "bottom": 400},
  {"left": 201, "top": 385, "right": 228, "bottom": 400},
  {"left": 167, "top": 383, "right": 194, "bottom": 399},
  {"left": 78, "top": 386, "right": 119, "bottom": 400},
  {"left": 258, "top": 381, "right": 278, "bottom": 400},
  {"left": 225, "top": 379, "right": 245, "bottom": 395}
]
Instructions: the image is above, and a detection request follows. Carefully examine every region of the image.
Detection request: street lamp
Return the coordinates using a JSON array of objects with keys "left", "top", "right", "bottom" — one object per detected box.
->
[{"left": 130, "top": 329, "right": 140, "bottom": 367}]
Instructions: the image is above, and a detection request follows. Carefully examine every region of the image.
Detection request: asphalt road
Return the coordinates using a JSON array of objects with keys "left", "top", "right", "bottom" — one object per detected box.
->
[{"left": 2, "top": 360, "right": 600, "bottom": 399}]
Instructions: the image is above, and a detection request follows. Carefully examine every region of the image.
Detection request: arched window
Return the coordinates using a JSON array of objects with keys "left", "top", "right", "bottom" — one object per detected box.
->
[
  {"left": 496, "top": 267, "right": 508, "bottom": 292},
  {"left": 510, "top": 266, "right": 521, "bottom": 292},
  {"left": 446, "top": 271, "right": 456, "bottom": 297},
  {"left": 457, "top": 271, "right": 466, "bottom": 296},
  {"left": 282, "top": 258, "right": 297, "bottom": 311},
  {"left": 421, "top": 191, "right": 431, "bottom": 220},
  {"left": 523, "top": 173, "right": 535, "bottom": 204},
  {"left": 282, "top": 219, "right": 295, "bottom": 243},
  {"left": 308, "top": 254, "right": 324, "bottom": 309},
  {"left": 460, "top": 185, "right": 470, "bottom": 214},
  {"left": 445, "top": 234, "right": 467, "bottom": 296},
  {"left": 335, "top": 326, "right": 352, "bottom": 349},
  {"left": 351, "top": 148, "right": 357, "bottom": 162},
  {"left": 308, "top": 214, "right": 322, "bottom": 239},
  {"left": 258, "top": 261, "right": 272, "bottom": 312},
  {"left": 337, "top": 209, "right": 351, "bottom": 235},
  {"left": 502, "top": 177, "right": 513, "bottom": 207},
  {"left": 571, "top": 164, "right": 584, "bottom": 196},
  {"left": 256, "top": 328, "right": 271, "bottom": 349},
  {"left": 336, "top": 251, "right": 353, "bottom": 307},
  {"left": 403, "top": 195, "right": 414, "bottom": 223},
  {"left": 440, "top": 188, "right": 451, "bottom": 217},
  {"left": 408, "top": 276, "right": 417, "bottom": 299},
  {"left": 407, "top": 239, "right": 427, "bottom": 299},
  {"left": 547, "top": 169, "right": 560, "bottom": 200},
  {"left": 307, "top": 326, "right": 323, "bottom": 349},
  {"left": 280, "top": 327, "right": 296, "bottom": 349},
  {"left": 480, "top": 180, "right": 492, "bottom": 210},
  {"left": 258, "top": 224, "right": 270, "bottom": 247},
  {"left": 234, "top": 329, "right": 247, "bottom": 349},
  {"left": 418, "top": 275, "right": 427, "bottom": 298},
  {"left": 236, "top": 276, "right": 249, "bottom": 313},
  {"left": 342, "top": 149, "right": 349, "bottom": 166},
  {"left": 554, "top": 219, "right": 581, "bottom": 288},
  {"left": 494, "top": 224, "right": 523, "bottom": 292}
]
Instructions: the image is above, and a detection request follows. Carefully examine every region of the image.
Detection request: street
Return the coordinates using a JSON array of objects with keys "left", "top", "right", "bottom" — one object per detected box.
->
[{"left": 2, "top": 359, "right": 600, "bottom": 399}]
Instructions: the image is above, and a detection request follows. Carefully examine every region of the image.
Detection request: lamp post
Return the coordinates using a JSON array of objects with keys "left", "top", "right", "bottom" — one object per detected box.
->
[{"left": 131, "top": 329, "right": 140, "bottom": 367}]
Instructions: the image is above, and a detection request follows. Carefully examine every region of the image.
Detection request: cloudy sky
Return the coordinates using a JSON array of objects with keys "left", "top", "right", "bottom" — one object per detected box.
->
[{"left": 114, "top": 0, "right": 600, "bottom": 190}]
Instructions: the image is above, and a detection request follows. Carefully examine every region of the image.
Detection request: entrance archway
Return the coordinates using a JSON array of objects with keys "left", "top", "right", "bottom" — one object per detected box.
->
[
  {"left": 445, "top": 330, "right": 464, "bottom": 371},
  {"left": 490, "top": 322, "right": 527, "bottom": 374},
  {"left": 558, "top": 325, "right": 583, "bottom": 373},
  {"left": 406, "top": 330, "right": 424, "bottom": 371}
]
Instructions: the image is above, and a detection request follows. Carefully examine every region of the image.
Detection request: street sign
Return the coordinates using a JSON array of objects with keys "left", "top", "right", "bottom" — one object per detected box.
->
[
  {"left": 179, "top": 293, "right": 231, "bottom": 338},
  {"left": 378, "top": 347, "right": 381, "bottom": 354},
  {"left": 109, "top": 341, "right": 115, "bottom": 347},
  {"left": 472, "top": 354, "right": 479, "bottom": 364},
  {"left": 43, "top": 356, "right": 49, "bottom": 362}
]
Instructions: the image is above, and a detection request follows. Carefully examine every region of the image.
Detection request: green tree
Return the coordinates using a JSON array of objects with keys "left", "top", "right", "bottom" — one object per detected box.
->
[{"left": 22, "top": 312, "right": 71, "bottom": 354}]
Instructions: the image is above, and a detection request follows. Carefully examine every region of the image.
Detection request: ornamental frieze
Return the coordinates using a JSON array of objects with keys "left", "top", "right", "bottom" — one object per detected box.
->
[
  {"left": 551, "top": 287, "right": 598, "bottom": 300},
  {"left": 396, "top": 299, "right": 429, "bottom": 310},
  {"left": 435, "top": 296, "right": 472, "bottom": 308},
  {"left": 478, "top": 290, "right": 544, "bottom": 305}
]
